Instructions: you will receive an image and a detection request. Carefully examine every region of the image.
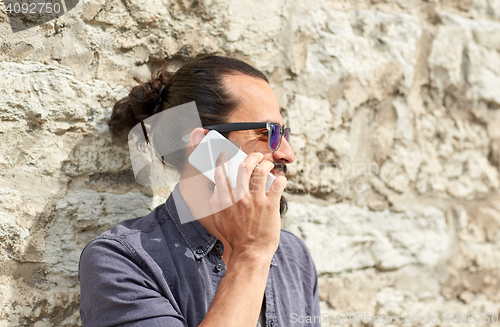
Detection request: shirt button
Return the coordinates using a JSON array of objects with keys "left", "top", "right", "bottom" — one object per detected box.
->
[
  {"left": 196, "top": 249, "right": 204, "bottom": 254},
  {"left": 270, "top": 321, "right": 274, "bottom": 327},
  {"left": 215, "top": 263, "right": 223, "bottom": 272},
  {"left": 214, "top": 243, "right": 221, "bottom": 251}
]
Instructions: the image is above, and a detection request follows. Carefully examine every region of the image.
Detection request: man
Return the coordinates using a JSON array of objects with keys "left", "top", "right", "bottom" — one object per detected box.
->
[{"left": 79, "top": 56, "right": 320, "bottom": 326}]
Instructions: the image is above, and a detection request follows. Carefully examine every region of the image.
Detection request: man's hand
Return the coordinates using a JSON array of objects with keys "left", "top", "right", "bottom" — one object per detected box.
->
[
  {"left": 209, "top": 151, "right": 287, "bottom": 259},
  {"left": 199, "top": 151, "right": 287, "bottom": 327}
]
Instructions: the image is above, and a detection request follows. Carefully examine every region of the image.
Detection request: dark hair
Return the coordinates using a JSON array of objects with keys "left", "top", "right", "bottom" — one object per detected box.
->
[
  {"left": 109, "top": 55, "right": 268, "bottom": 142},
  {"left": 109, "top": 55, "right": 268, "bottom": 172},
  {"left": 109, "top": 55, "right": 288, "bottom": 215}
]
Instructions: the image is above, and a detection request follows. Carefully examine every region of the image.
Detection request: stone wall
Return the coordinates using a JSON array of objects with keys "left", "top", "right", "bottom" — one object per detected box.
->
[{"left": 1, "top": 0, "right": 500, "bottom": 325}]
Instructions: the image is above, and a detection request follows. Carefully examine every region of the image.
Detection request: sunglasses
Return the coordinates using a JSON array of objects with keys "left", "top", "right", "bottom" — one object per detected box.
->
[{"left": 203, "top": 122, "right": 291, "bottom": 152}]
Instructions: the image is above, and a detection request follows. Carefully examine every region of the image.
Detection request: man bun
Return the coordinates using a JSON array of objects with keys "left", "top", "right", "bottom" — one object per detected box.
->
[{"left": 108, "top": 70, "right": 173, "bottom": 141}]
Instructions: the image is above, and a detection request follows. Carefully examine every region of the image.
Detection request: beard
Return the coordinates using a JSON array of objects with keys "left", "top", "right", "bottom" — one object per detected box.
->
[
  {"left": 279, "top": 195, "right": 288, "bottom": 217},
  {"left": 275, "top": 162, "right": 288, "bottom": 217}
]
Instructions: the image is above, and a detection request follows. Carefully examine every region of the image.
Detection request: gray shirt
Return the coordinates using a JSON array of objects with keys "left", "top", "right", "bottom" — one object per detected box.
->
[{"left": 79, "top": 186, "right": 320, "bottom": 326}]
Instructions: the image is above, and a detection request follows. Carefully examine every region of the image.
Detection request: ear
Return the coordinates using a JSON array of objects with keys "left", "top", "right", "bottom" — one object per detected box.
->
[{"left": 189, "top": 127, "right": 209, "bottom": 149}]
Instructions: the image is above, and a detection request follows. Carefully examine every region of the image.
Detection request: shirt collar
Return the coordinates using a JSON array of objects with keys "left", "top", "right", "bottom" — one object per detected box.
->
[
  {"left": 164, "top": 184, "right": 217, "bottom": 260},
  {"left": 163, "top": 184, "right": 279, "bottom": 266}
]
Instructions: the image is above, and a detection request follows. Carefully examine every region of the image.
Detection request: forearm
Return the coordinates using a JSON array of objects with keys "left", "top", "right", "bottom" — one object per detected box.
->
[{"left": 198, "top": 251, "right": 272, "bottom": 327}]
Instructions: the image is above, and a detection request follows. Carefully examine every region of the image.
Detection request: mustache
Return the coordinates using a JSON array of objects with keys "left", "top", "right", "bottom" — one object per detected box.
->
[{"left": 273, "top": 162, "right": 287, "bottom": 174}]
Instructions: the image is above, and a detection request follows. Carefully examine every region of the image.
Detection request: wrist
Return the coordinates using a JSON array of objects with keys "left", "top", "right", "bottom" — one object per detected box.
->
[{"left": 228, "top": 248, "right": 274, "bottom": 269}]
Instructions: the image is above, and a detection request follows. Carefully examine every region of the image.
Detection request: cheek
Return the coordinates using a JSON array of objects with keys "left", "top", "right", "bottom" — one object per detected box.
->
[
  {"left": 228, "top": 132, "right": 270, "bottom": 155},
  {"left": 240, "top": 140, "right": 269, "bottom": 155}
]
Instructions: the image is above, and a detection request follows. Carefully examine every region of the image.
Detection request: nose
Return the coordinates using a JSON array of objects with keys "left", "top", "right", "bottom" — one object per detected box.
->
[{"left": 272, "top": 136, "right": 295, "bottom": 164}]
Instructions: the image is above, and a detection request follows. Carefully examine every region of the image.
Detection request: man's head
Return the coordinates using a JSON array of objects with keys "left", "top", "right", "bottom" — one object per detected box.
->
[
  {"left": 109, "top": 55, "right": 294, "bottom": 215},
  {"left": 221, "top": 74, "right": 295, "bottom": 177}
]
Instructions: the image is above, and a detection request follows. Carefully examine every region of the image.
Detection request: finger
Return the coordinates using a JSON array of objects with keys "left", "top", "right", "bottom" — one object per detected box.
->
[
  {"left": 213, "top": 150, "right": 234, "bottom": 208},
  {"left": 241, "top": 152, "right": 265, "bottom": 181},
  {"left": 233, "top": 160, "right": 250, "bottom": 202},
  {"left": 208, "top": 186, "right": 223, "bottom": 214},
  {"left": 249, "top": 160, "right": 274, "bottom": 194},
  {"left": 266, "top": 175, "right": 287, "bottom": 203},
  {"left": 220, "top": 160, "right": 236, "bottom": 205},
  {"left": 234, "top": 152, "right": 264, "bottom": 196}
]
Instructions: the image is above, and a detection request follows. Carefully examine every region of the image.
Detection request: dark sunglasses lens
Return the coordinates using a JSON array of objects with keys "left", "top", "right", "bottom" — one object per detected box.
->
[
  {"left": 284, "top": 129, "right": 290, "bottom": 142},
  {"left": 270, "top": 124, "right": 281, "bottom": 150}
]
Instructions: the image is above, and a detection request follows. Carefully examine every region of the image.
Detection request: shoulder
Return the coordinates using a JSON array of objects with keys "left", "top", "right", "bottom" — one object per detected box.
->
[
  {"left": 274, "top": 229, "right": 318, "bottom": 298},
  {"left": 82, "top": 202, "right": 169, "bottom": 253},
  {"left": 279, "top": 229, "right": 312, "bottom": 259},
  {"left": 277, "top": 229, "right": 317, "bottom": 275},
  {"left": 79, "top": 203, "right": 170, "bottom": 270},
  {"left": 78, "top": 204, "right": 186, "bottom": 327},
  {"left": 78, "top": 203, "right": 174, "bottom": 303},
  {"left": 100, "top": 203, "right": 168, "bottom": 239}
]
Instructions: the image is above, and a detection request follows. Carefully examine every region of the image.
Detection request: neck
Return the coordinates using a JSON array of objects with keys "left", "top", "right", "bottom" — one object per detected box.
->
[
  {"left": 177, "top": 169, "right": 214, "bottom": 220},
  {"left": 177, "top": 169, "right": 233, "bottom": 262}
]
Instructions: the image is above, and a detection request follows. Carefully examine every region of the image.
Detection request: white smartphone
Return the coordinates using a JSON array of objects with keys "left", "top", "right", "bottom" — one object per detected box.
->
[{"left": 188, "top": 130, "right": 276, "bottom": 193}]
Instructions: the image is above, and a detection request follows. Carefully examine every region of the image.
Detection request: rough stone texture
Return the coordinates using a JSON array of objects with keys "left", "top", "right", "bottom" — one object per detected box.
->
[
  {"left": 1, "top": 0, "right": 500, "bottom": 325},
  {"left": 283, "top": 202, "right": 449, "bottom": 273}
]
